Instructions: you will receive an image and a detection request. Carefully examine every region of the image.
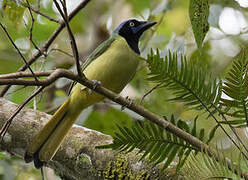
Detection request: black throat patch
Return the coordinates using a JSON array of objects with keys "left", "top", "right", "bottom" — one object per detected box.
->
[{"left": 118, "top": 30, "right": 140, "bottom": 54}]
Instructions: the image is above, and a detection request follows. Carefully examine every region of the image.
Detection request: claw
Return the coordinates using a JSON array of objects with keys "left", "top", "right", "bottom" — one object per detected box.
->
[
  {"left": 92, "top": 80, "right": 101, "bottom": 90},
  {"left": 88, "top": 80, "right": 101, "bottom": 94},
  {"left": 127, "top": 97, "right": 134, "bottom": 106},
  {"left": 121, "top": 96, "right": 134, "bottom": 111}
]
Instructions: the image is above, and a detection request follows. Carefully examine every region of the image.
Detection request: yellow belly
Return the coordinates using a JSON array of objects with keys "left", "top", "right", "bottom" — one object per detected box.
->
[{"left": 70, "top": 37, "right": 139, "bottom": 110}]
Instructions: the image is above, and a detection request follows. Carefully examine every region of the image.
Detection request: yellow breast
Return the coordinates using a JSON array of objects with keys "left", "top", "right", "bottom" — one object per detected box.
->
[
  {"left": 83, "top": 37, "right": 139, "bottom": 92},
  {"left": 70, "top": 37, "right": 139, "bottom": 109}
]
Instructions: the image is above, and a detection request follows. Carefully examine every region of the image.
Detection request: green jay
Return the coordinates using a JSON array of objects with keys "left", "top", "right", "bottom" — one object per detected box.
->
[{"left": 25, "top": 19, "right": 156, "bottom": 168}]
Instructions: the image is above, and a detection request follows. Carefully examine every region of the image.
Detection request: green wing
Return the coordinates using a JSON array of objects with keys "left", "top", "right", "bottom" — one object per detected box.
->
[
  {"left": 68, "top": 34, "right": 118, "bottom": 95},
  {"left": 80, "top": 34, "right": 117, "bottom": 71}
]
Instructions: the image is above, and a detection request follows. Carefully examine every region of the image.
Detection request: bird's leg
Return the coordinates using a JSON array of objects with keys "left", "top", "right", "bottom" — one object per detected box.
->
[
  {"left": 88, "top": 80, "right": 101, "bottom": 94},
  {"left": 92, "top": 80, "right": 101, "bottom": 89},
  {"left": 121, "top": 96, "right": 134, "bottom": 111}
]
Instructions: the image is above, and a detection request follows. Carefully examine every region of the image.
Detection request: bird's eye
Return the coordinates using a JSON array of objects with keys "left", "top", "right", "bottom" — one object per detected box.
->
[{"left": 129, "top": 22, "right": 135, "bottom": 27}]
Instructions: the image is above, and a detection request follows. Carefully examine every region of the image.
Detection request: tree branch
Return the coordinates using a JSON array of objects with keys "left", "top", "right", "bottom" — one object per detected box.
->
[
  {"left": 0, "top": 98, "right": 166, "bottom": 179},
  {"left": 0, "top": 86, "right": 44, "bottom": 140}
]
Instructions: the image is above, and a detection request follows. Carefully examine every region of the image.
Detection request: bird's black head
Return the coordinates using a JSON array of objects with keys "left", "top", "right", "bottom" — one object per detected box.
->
[{"left": 114, "top": 19, "right": 156, "bottom": 54}]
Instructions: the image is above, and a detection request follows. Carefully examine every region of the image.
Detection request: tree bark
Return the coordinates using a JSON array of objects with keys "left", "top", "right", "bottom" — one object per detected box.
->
[{"left": 0, "top": 98, "right": 166, "bottom": 180}]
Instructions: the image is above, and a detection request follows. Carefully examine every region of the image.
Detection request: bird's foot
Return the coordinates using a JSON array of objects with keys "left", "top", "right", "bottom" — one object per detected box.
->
[
  {"left": 121, "top": 96, "right": 134, "bottom": 111},
  {"left": 33, "top": 152, "right": 44, "bottom": 169},
  {"left": 92, "top": 80, "right": 101, "bottom": 89},
  {"left": 88, "top": 80, "right": 101, "bottom": 94}
]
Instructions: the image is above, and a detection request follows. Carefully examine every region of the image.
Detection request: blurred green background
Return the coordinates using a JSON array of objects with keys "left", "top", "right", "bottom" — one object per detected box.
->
[{"left": 0, "top": 0, "right": 248, "bottom": 179}]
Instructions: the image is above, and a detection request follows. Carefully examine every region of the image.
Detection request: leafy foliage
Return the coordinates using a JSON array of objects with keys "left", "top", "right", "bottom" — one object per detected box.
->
[
  {"left": 189, "top": 0, "right": 209, "bottom": 49},
  {"left": 220, "top": 48, "right": 248, "bottom": 127},
  {"left": 146, "top": 49, "right": 221, "bottom": 113},
  {"left": 84, "top": 107, "right": 135, "bottom": 136},
  {"left": 182, "top": 150, "right": 246, "bottom": 180},
  {"left": 126, "top": 0, "right": 150, "bottom": 13},
  {"left": 98, "top": 115, "right": 210, "bottom": 171},
  {"left": 2, "top": 0, "right": 26, "bottom": 25}
]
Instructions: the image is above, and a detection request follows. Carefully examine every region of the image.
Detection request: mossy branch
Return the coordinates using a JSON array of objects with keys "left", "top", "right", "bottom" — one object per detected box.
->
[{"left": 0, "top": 98, "right": 167, "bottom": 180}]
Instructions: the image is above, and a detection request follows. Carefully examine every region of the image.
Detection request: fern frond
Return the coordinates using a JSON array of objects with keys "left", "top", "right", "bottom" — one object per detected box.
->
[
  {"left": 182, "top": 149, "right": 246, "bottom": 180},
  {"left": 146, "top": 49, "right": 220, "bottom": 113},
  {"left": 97, "top": 115, "right": 208, "bottom": 171},
  {"left": 220, "top": 48, "right": 248, "bottom": 126}
]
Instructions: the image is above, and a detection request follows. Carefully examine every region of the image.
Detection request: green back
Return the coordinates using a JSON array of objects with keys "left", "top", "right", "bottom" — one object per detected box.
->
[
  {"left": 68, "top": 33, "right": 118, "bottom": 95},
  {"left": 80, "top": 34, "right": 118, "bottom": 71}
]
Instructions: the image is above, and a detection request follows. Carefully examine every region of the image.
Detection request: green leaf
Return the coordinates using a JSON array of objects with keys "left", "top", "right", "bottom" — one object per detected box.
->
[
  {"left": 0, "top": 152, "right": 7, "bottom": 160},
  {"left": 189, "top": 0, "right": 209, "bottom": 49},
  {"left": 182, "top": 149, "right": 245, "bottom": 180},
  {"left": 146, "top": 50, "right": 219, "bottom": 115},
  {"left": 97, "top": 115, "right": 207, "bottom": 171},
  {"left": 220, "top": 48, "right": 248, "bottom": 126},
  {"left": 2, "top": 0, "right": 25, "bottom": 25},
  {"left": 154, "top": 143, "right": 169, "bottom": 165},
  {"left": 207, "top": 124, "right": 219, "bottom": 144},
  {"left": 177, "top": 149, "right": 191, "bottom": 171},
  {"left": 163, "top": 146, "right": 180, "bottom": 170},
  {"left": 126, "top": 0, "right": 150, "bottom": 13},
  {"left": 199, "top": 129, "right": 205, "bottom": 141},
  {"left": 191, "top": 116, "right": 198, "bottom": 137},
  {"left": 84, "top": 107, "right": 134, "bottom": 136},
  {"left": 218, "top": 120, "right": 246, "bottom": 125},
  {"left": 177, "top": 120, "right": 190, "bottom": 133}
]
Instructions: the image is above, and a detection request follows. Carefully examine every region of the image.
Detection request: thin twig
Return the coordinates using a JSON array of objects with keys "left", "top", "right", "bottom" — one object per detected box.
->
[
  {"left": 61, "top": 0, "right": 67, "bottom": 16},
  {"left": 49, "top": 48, "right": 73, "bottom": 57},
  {"left": 33, "top": 53, "right": 47, "bottom": 111},
  {"left": 37, "top": 0, "right": 41, "bottom": 10},
  {"left": 0, "top": 22, "right": 38, "bottom": 82},
  {"left": 140, "top": 82, "right": 163, "bottom": 105},
  {"left": 25, "top": 0, "right": 47, "bottom": 58},
  {"left": 0, "top": 0, "right": 91, "bottom": 97},
  {"left": 21, "top": 2, "right": 60, "bottom": 23},
  {"left": 26, "top": 0, "right": 36, "bottom": 47},
  {"left": 0, "top": 70, "right": 52, "bottom": 79},
  {"left": 53, "top": 0, "right": 83, "bottom": 77},
  {"left": 0, "top": 86, "right": 44, "bottom": 142}
]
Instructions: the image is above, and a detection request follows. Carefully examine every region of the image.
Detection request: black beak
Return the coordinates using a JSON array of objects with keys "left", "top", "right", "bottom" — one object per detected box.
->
[{"left": 137, "top": 21, "right": 157, "bottom": 33}]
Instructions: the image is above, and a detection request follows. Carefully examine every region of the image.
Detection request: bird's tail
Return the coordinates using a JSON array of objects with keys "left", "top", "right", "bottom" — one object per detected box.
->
[{"left": 24, "top": 97, "right": 82, "bottom": 168}]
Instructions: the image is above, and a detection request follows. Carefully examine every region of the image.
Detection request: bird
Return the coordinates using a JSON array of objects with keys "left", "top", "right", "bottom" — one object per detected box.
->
[{"left": 24, "top": 19, "right": 156, "bottom": 168}]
